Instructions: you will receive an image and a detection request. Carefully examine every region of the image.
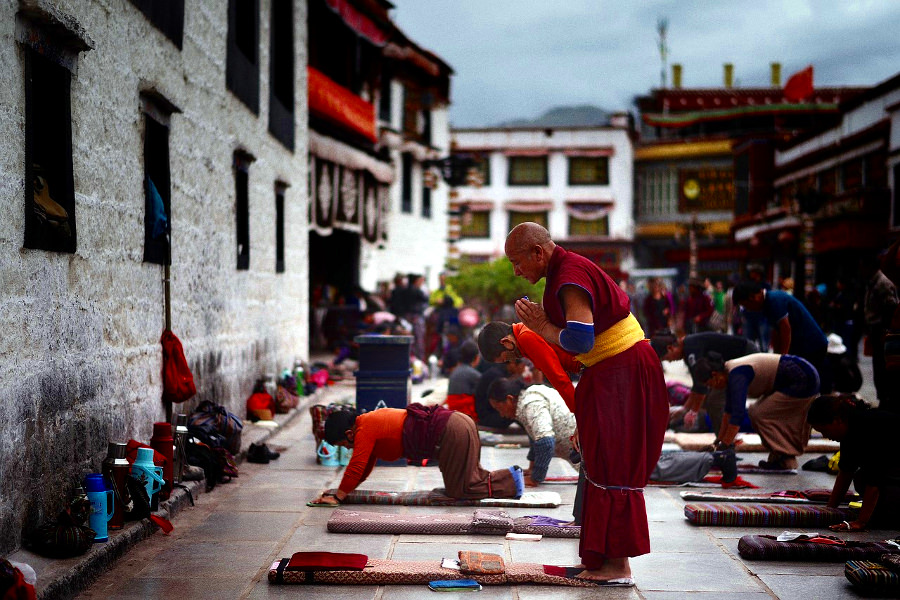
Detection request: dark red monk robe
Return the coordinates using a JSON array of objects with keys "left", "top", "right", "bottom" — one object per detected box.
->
[{"left": 543, "top": 246, "right": 669, "bottom": 563}]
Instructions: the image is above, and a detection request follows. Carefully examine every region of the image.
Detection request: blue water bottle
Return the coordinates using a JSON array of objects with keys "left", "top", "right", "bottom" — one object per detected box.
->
[{"left": 84, "top": 473, "right": 115, "bottom": 542}]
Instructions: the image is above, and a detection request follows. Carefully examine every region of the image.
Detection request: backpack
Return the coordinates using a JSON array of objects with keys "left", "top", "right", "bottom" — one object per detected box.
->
[
  {"left": 188, "top": 400, "right": 243, "bottom": 455},
  {"left": 161, "top": 330, "right": 197, "bottom": 403}
]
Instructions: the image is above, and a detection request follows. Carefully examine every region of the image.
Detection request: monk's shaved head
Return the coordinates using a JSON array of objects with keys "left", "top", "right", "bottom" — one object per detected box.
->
[{"left": 506, "top": 222, "right": 552, "bottom": 254}]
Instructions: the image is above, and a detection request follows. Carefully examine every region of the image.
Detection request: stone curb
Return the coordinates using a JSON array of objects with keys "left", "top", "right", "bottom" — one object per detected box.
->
[{"left": 9, "top": 388, "right": 326, "bottom": 600}]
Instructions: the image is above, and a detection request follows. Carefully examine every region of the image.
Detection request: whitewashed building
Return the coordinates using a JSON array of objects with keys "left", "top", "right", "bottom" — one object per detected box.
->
[
  {"left": 449, "top": 119, "right": 636, "bottom": 280},
  {"left": 0, "top": 0, "right": 311, "bottom": 554}
]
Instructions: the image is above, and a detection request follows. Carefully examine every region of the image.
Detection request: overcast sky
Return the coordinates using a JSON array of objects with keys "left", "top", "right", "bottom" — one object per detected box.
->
[{"left": 387, "top": 0, "right": 900, "bottom": 127}]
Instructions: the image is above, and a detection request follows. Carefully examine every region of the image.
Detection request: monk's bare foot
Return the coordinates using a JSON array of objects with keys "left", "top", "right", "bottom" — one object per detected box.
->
[{"left": 576, "top": 558, "right": 631, "bottom": 582}]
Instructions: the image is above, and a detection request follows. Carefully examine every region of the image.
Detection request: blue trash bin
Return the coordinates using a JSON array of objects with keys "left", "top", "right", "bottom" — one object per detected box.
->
[{"left": 354, "top": 335, "right": 412, "bottom": 413}]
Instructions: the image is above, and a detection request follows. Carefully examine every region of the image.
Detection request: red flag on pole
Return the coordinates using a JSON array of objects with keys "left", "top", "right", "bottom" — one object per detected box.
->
[{"left": 784, "top": 65, "right": 814, "bottom": 102}]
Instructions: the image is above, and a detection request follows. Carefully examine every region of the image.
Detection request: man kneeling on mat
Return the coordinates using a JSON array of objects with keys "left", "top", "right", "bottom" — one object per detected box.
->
[{"left": 312, "top": 404, "right": 524, "bottom": 505}]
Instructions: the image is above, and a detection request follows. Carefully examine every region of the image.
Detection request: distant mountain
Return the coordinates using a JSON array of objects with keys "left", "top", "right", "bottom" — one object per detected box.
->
[{"left": 497, "top": 105, "right": 611, "bottom": 128}]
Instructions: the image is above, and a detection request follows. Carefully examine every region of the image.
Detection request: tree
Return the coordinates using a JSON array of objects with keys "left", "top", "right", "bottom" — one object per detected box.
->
[{"left": 446, "top": 257, "right": 545, "bottom": 321}]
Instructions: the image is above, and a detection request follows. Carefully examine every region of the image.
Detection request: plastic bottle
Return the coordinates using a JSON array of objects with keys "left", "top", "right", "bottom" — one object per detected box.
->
[{"left": 295, "top": 361, "right": 306, "bottom": 397}]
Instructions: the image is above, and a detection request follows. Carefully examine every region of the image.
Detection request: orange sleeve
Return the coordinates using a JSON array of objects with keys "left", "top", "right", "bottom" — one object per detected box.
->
[
  {"left": 338, "top": 409, "right": 406, "bottom": 494},
  {"left": 513, "top": 323, "right": 577, "bottom": 411}
]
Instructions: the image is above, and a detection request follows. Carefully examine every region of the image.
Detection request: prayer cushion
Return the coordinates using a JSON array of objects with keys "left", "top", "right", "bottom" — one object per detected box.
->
[
  {"left": 684, "top": 503, "right": 854, "bottom": 527},
  {"left": 845, "top": 559, "right": 900, "bottom": 592},
  {"left": 458, "top": 551, "right": 505, "bottom": 575},
  {"left": 738, "top": 535, "right": 896, "bottom": 561}
]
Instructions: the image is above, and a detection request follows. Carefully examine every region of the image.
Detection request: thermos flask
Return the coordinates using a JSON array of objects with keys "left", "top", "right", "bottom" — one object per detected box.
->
[
  {"left": 173, "top": 414, "right": 189, "bottom": 484},
  {"left": 84, "top": 473, "right": 114, "bottom": 542},
  {"left": 101, "top": 442, "right": 131, "bottom": 530},
  {"left": 150, "top": 422, "right": 174, "bottom": 501}
]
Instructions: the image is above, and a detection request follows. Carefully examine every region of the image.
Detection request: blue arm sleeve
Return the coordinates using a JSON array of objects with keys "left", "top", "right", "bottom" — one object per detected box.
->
[
  {"left": 529, "top": 437, "right": 556, "bottom": 483},
  {"left": 559, "top": 321, "right": 595, "bottom": 354},
  {"left": 726, "top": 365, "right": 755, "bottom": 426}
]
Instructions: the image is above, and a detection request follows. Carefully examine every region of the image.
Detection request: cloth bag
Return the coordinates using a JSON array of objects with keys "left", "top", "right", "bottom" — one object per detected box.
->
[{"left": 160, "top": 330, "right": 197, "bottom": 403}]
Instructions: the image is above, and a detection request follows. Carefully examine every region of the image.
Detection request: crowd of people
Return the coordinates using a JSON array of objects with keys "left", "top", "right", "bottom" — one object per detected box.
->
[{"left": 311, "top": 224, "right": 900, "bottom": 586}]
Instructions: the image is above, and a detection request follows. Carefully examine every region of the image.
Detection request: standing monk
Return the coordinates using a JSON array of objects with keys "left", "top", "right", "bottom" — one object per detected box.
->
[{"left": 505, "top": 222, "right": 668, "bottom": 585}]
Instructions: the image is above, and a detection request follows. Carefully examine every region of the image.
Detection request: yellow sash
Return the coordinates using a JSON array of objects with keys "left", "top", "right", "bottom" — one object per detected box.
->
[{"left": 574, "top": 313, "right": 646, "bottom": 368}]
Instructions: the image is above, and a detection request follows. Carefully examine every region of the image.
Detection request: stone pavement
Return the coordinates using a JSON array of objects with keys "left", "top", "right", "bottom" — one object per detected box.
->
[{"left": 61, "top": 357, "right": 891, "bottom": 600}]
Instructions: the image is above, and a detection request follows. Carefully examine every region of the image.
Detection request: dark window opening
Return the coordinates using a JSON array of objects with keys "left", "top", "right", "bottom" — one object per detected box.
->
[
  {"left": 234, "top": 151, "right": 255, "bottom": 270},
  {"left": 24, "top": 49, "right": 76, "bottom": 253},
  {"left": 509, "top": 210, "right": 548, "bottom": 231},
  {"left": 422, "top": 185, "right": 431, "bottom": 219},
  {"left": 378, "top": 72, "right": 392, "bottom": 122},
  {"left": 568, "top": 156, "right": 609, "bottom": 185},
  {"left": 893, "top": 164, "right": 900, "bottom": 229},
  {"left": 275, "top": 184, "right": 286, "bottom": 273},
  {"left": 226, "top": 0, "right": 260, "bottom": 114},
  {"left": 401, "top": 153, "right": 413, "bottom": 213},
  {"left": 422, "top": 109, "right": 432, "bottom": 146},
  {"left": 508, "top": 156, "right": 548, "bottom": 186},
  {"left": 128, "top": 0, "right": 185, "bottom": 49},
  {"left": 460, "top": 210, "right": 490, "bottom": 238},
  {"left": 143, "top": 116, "right": 171, "bottom": 264},
  {"left": 268, "top": 0, "right": 294, "bottom": 150}
]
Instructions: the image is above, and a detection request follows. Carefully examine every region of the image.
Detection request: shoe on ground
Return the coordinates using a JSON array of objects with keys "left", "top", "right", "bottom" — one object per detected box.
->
[
  {"left": 247, "top": 442, "right": 279, "bottom": 464},
  {"left": 711, "top": 447, "right": 737, "bottom": 483}
]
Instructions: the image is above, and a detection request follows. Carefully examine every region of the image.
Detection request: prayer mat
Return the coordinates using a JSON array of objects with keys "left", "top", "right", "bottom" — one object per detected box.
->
[
  {"left": 648, "top": 475, "right": 757, "bottom": 489},
  {"left": 684, "top": 503, "right": 855, "bottom": 527},
  {"left": 326, "top": 508, "right": 581, "bottom": 538},
  {"left": 478, "top": 432, "right": 531, "bottom": 447},
  {"left": 543, "top": 475, "right": 579, "bottom": 484},
  {"left": 269, "top": 554, "right": 600, "bottom": 587},
  {"left": 672, "top": 432, "right": 839, "bottom": 453},
  {"left": 680, "top": 489, "right": 857, "bottom": 504},
  {"left": 845, "top": 559, "right": 900, "bottom": 592},
  {"left": 310, "top": 489, "right": 561, "bottom": 508},
  {"left": 738, "top": 535, "right": 896, "bottom": 561}
]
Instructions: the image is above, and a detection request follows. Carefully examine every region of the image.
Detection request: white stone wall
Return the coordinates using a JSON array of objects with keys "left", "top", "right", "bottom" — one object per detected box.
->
[
  {"left": 0, "top": 0, "right": 308, "bottom": 553},
  {"left": 361, "top": 103, "right": 451, "bottom": 293},
  {"left": 451, "top": 127, "right": 635, "bottom": 270}
]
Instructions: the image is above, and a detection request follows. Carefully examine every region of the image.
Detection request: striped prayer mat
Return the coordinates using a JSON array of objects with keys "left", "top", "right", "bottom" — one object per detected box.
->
[
  {"left": 845, "top": 559, "right": 900, "bottom": 592},
  {"left": 738, "top": 535, "right": 896, "bottom": 561},
  {"left": 269, "top": 557, "right": 599, "bottom": 586},
  {"left": 680, "top": 489, "right": 857, "bottom": 504},
  {"left": 673, "top": 432, "right": 839, "bottom": 453},
  {"left": 684, "top": 503, "right": 855, "bottom": 527},
  {"left": 311, "top": 489, "right": 561, "bottom": 508},
  {"left": 326, "top": 508, "right": 581, "bottom": 538}
]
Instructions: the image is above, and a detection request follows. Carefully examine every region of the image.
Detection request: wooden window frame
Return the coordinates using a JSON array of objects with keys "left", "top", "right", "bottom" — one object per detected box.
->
[
  {"left": 568, "top": 155, "right": 609, "bottom": 186},
  {"left": 507, "top": 156, "right": 548, "bottom": 186}
]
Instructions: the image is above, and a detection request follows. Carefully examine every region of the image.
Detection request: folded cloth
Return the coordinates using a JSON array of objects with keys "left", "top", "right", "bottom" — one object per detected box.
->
[
  {"left": 458, "top": 551, "right": 505, "bottom": 575},
  {"left": 286, "top": 551, "right": 368, "bottom": 571},
  {"left": 524, "top": 516, "right": 576, "bottom": 528},
  {"left": 470, "top": 510, "right": 513, "bottom": 534}
]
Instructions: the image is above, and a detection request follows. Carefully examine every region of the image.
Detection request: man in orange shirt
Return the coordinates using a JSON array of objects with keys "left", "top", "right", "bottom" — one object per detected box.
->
[
  {"left": 312, "top": 405, "right": 522, "bottom": 505},
  {"left": 477, "top": 321, "right": 578, "bottom": 409}
]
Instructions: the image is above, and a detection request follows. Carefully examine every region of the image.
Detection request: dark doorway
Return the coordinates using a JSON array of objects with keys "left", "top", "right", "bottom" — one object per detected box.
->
[{"left": 309, "top": 229, "right": 360, "bottom": 352}]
